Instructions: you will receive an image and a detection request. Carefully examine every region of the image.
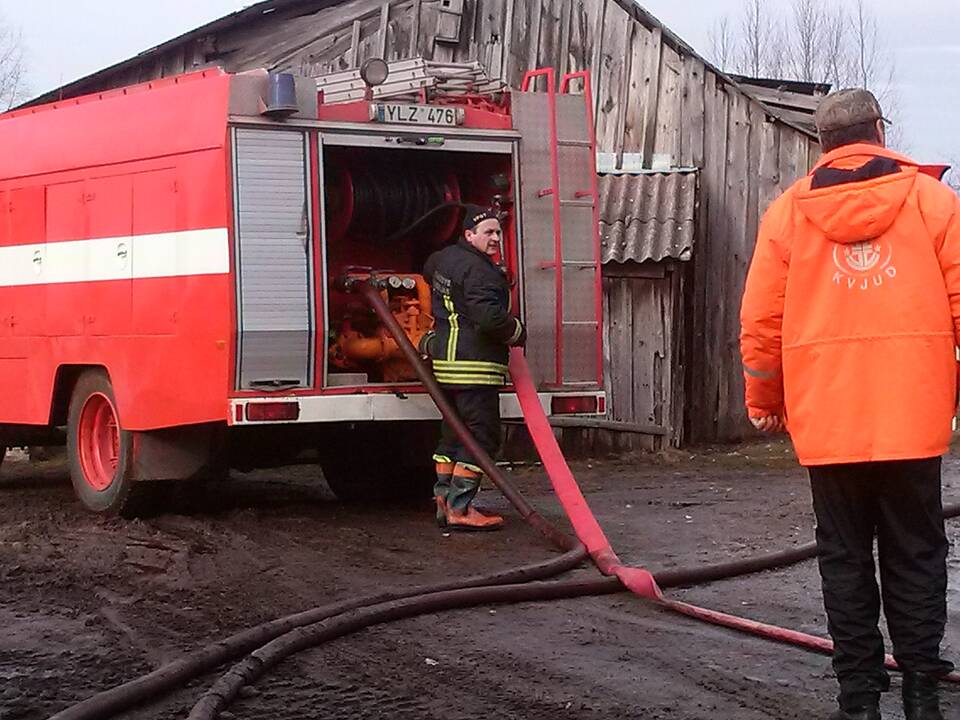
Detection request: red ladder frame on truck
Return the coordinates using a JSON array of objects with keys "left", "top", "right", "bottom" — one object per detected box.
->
[{"left": 520, "top": 69, "right": 604, "bottom": 388}]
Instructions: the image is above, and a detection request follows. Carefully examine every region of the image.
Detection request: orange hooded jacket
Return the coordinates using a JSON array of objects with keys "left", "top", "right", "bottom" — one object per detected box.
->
[{"left": 740, "top": 144, "right": 960, "bottom": 466}]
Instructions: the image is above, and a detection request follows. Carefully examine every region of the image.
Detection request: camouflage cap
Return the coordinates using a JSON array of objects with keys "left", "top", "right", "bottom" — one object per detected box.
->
[{"left": 814, "top": 88, "right": 888, "bottom": 133}]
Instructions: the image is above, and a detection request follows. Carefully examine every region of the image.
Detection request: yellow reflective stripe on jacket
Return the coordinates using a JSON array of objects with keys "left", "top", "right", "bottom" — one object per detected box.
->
[
  {"left": 432, "top": 359, "right": 509, "bottom": 374},
  {"left": 508, "top": 318, "right": 523, "bottom": 345},
  {"left": 434, "top": 373, "right": 505, "bottom": 386},
  {"left": 432, "top": 361, "right": 508, "bottom": 380},
  {"left": 442, "top": 295, "right": 459, "bottom": 361}
]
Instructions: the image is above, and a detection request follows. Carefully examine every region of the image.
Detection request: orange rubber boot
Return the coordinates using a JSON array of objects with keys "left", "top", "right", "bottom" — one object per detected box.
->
[
  {"left": 444, "top": 504, "right": 504, "bottom": 531},
  {"left": 433, "top": 460, "right": 454, "bottom": 528},
  {"left": 434, "top": 495, "right": 448, "bottom": 527}
]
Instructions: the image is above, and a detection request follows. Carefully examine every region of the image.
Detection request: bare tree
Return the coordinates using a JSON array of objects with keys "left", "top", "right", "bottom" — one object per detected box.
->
[
  {"left": 765, "top": 18, "right": 791, "bottom": 80},
  {"left": 848, "top": 0, "right": 903, "bottom": 148},
  {"left": 737, "top": 0, "right": 770, "bottom": 77},
  {"left": 710, "top": 0, "right": 904, "bottom": 146},
  {"left": 821, "top": 4, "right": 851, "bottom": 89},
  {"left": 849, "top": 0, "right": 896, "bottom": 104},
  {"left": 0, "top": 14, "right": 27, "bottom": 110},
  {"left": 788, "top": 0, "right": 827, "bottom": 83},
  {"left": 851, "top": 0, "right": 882, "bottom": 89},
  {"left": 708, "top": 15, "right": 737, "bottom": 71}
]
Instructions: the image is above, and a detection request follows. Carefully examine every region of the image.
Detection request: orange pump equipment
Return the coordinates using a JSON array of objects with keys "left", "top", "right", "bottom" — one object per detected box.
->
[{"left": 329, "top": 271, "right": 434, "bottom": 383}]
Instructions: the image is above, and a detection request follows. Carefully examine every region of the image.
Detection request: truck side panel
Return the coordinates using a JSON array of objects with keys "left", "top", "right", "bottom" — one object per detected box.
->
[
  {"left": 0, "top": 71, "right": 236, "bottom": 432},
  {"left": 0, "top": 149, "right": 233, "bottom": 430}
]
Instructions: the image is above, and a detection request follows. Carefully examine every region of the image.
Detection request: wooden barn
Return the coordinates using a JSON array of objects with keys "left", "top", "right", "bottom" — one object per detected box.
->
[{"left": 27, "top": 0, "right": 821, "bottom": 447}]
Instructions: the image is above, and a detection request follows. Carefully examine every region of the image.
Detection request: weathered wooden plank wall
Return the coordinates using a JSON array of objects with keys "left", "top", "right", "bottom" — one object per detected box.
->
[
  {"left": 53, "top": 0, "right": 820, "bottom": 444},
  {"left": 538, "top": 262, "right": 681, "bottom": 457},
  {"left": 602, "top": 262, "right": 684, "bottom": 450}
]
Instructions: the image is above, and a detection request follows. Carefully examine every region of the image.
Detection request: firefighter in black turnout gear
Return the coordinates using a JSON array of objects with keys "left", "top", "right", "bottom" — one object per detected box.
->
[{"left": 422, "top": 205, "right": 525, "bottom": 531}]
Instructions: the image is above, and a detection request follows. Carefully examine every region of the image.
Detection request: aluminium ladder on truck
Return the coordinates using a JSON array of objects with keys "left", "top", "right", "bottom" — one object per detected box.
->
[{"left": 512, "top": 69, "right": 603, "bottom": 389}]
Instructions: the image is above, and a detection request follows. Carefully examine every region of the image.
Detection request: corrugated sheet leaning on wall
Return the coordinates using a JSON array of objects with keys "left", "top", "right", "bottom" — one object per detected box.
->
[{"left": 599, "top": 171, "right": 697, "bottom": 264}]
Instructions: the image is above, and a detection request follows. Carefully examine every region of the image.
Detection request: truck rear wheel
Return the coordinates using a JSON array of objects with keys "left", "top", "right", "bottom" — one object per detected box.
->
[
  {"left": 67, "top": 371, "right": 141, "bottom": 515},
  {"left": 321, "top": 457, "right": 434, "bottom": 503},
  {"left": 318, "top": 422, "right": 437, "bottom": 503}
]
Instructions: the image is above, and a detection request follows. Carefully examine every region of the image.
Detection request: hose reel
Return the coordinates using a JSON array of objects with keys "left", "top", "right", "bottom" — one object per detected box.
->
[{"left": 326, "top": 165, "right": 461, "bottom": 244}]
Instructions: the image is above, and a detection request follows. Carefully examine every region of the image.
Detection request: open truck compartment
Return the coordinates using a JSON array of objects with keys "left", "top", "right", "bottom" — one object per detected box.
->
[
  {"left": 321, "top": 143, "right": 518, "bottom": 385},
  {"left": 231, "top": 126, "right": 522, "bottom": 392},
  {"left": 230, "top": 68, "right": 604, "bottom": 402}
]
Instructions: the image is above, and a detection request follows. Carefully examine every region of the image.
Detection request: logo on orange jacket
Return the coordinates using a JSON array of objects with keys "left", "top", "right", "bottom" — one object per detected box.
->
[{"left": 831, "top": 240, "right": 897, "bottom": 290}]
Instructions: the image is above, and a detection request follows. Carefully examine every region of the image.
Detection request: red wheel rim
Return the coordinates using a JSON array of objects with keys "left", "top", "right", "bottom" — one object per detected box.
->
[{"left": 77, "top": 392, "right": 120, "bottom": 491}]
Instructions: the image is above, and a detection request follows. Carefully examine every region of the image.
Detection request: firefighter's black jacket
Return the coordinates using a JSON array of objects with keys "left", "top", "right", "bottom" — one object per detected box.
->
[{"left": 423, "top": 239, "right": 524, "bottom": 386}]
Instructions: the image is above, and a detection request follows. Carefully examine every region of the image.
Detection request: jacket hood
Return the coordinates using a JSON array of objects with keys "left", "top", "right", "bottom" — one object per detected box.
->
[{"left": 793, "top": 144, "right": 919, "bottom": 245}]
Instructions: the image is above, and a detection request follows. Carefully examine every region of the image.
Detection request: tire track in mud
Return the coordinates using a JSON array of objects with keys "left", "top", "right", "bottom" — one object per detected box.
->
[
  {"left": 226, "top": 603, "right": 641, "bottom": 720},
  {"left": 230, "top": 598, "right": 806, "bottom": 720}
]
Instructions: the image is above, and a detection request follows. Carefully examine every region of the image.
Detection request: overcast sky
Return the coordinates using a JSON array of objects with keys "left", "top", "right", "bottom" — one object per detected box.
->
[{"left": 2, "top": 0, "right": 956, "bottom": 163}]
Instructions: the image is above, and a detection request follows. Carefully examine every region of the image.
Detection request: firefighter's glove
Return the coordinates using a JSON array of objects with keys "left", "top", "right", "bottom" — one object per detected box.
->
[
  {"left": 508, "top": 319, "right": 527, "bottom": 348},
  {"left": 418, "top": 330, "right": 437, "bottom": 360}
]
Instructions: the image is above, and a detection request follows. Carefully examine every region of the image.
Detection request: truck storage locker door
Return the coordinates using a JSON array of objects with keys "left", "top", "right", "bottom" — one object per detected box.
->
[
  {"left": 84, "top": 175, "right": 134, "bottom": 336},
  {"left": 511, "top": 92, "right": 558, "bottom": 388},
  {"left": 8, "top": 186, "right": 45, "bottom": 340},
  {"left": 44, "top": 181, "right": 87, "bottom": 337},
  {"left": 234, "top": 129, "right": 314, "bottom": 390},
  {"left": 132, "top": 169, "right": 178, "bottom": 336}
]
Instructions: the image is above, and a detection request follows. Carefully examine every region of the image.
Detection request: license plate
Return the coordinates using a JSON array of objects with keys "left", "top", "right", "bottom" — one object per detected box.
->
[{"left": 371, "top": 103, "right": 463, "bottom": 126}]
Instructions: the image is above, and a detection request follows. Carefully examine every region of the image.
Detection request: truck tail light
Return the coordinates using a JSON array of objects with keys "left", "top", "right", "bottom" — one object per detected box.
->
[
  {"left": 246, "top": 402, "right": 300, "bottom": 422},
  {"left": 551, "top": 395, "right": 600, "bottom": 415}
]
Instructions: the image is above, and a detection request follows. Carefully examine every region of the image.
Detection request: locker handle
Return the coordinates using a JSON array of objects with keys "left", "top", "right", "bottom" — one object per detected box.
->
[{"left": 248, "top": 379, "right": 303, "bottom": 391}]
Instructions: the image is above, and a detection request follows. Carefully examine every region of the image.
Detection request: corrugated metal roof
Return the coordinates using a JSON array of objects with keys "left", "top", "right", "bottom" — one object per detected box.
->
[
  {"left": 599, "top": 170, "right": 698, "bottom": 264},
  {"left": 727, "top": 75, "right": 826, "bottom": 135}
]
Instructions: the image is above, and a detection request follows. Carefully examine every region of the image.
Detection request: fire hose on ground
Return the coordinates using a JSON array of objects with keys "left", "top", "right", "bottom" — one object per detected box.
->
[{"left": 47, "top": 279, "right": 960, "bottom": 720}]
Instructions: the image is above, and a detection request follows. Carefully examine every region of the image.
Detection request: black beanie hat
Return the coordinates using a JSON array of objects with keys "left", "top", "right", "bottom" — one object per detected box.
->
[{"left": 462, "top": 205, "right": 499, "bottom": 232}]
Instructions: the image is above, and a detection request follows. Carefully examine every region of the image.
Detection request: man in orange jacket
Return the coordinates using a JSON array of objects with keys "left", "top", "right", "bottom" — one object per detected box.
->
[{"left": 740, "top": 89, "right": 957, "bottom": 720}]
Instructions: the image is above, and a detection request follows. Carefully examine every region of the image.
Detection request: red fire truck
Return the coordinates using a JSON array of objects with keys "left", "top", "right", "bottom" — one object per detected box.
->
[{"left": 0, "top": 63, "right": 604, "bottom": 513}]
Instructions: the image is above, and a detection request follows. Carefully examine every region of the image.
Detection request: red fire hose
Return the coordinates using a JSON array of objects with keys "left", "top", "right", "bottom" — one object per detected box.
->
[
  {"left": 179, "top": 284, "right": 960, "bottom": 718},
  {"left": 508, "top": 347, "right": 960, "bottom": 682},
  {"left": 364, "top": 281, "right": 960, "bottom": 681},
  {"left": 47, "top": 281, "right": 960, "bottom": 720}
]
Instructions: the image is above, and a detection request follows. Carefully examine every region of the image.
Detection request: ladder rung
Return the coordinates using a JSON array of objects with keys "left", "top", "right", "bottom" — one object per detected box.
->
[
  {"left": 557, "top": 139, "right": 592, "bottom": 147},
  {"left": 561, "top": 260, "right": 598, "bottom": 268},
  {"left": 562, "top": 321, "right": 600, "bottom": 326},
  {"left": 559, "top": 199, "right": 594, "bottom": 207}
]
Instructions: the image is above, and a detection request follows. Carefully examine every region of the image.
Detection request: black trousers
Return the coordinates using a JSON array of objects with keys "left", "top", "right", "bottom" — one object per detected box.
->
[
  {"left": 809, "top": 458, "right": 953, "bottom": 709},
  {"left": 433, "top": 385, "right": 501, "bottom": 469}
]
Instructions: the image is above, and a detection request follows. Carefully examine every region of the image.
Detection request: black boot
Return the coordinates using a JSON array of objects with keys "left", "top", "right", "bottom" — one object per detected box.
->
[
  {"left": 828, "top": 704, "right": 880, "bottom": 720},
  {"left": 902, "top": 672, "right": 944, "bottom": 720}
]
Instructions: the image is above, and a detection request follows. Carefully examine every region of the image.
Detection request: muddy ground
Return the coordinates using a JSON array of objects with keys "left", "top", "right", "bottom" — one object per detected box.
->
[{"left": 0, "top": 442, "right": 957, "bottom": 720}]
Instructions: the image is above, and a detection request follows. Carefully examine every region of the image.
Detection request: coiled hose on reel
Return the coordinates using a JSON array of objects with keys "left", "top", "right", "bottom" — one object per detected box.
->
[{"left": 326, "top": 164, "right": 462, "bottom": 244}]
